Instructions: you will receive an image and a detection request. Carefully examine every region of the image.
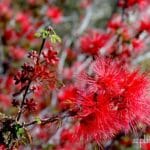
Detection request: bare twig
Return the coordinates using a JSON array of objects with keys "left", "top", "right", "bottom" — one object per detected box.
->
[
  {"left": 75, "top": 6, "right": 93, "bottom": 36},
  {"left": 132, "top": 51, "right": 150, "bottom": 64},
  {"left": 24, "top": 110, "right": 77, "bottom": 127}
]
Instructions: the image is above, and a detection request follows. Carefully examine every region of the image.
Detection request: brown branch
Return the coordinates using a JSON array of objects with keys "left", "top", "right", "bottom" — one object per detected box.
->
[
  {"left": 16, "top": 38, "right": 46, "bottom": 121},
  {"left": 24, "top": 110, "right": 78, "bottom": 127}
]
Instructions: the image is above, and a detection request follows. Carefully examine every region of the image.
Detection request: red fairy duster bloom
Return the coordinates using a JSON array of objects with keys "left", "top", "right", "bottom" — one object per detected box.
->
[
  {"left": 75, "top": 58, "right": 150, "bottom": 142},
  {"left": 56, "top": 129, "right": 86, "bottom": 150},
  {"left": 131, "top": 39, "right": 145, "bottom": 52},
  {"left": 107, "top": 15, "right": 123, "bottom": 30},
  {"left": 75, "top": 93, "right": 121, "bottom": 142},
  {"left": 140, "top": 19, "right": 150, "bottom": 33},
  {"left": 9, "top": 46, "right": 26, "bottom": 60},
  {"left": 118, "top": 0, "right": 147, "bottom": 8},
  {"left": 46, "top": 6, "right": 63, "bottom": 24},
  {"left": 142, "top": 143, "right": 150, "bottom": 150},
  {"left": 0, "top": 144, "right": 6, "bottom": 150},
  {"left": 15, "top": 12, "right": 32, "bottom": 34},
  {"left": 80, "top": 31, "right": 110, "bottom": 55},
  {"left": 58, "top": 85, "right": 77, "bottom": 110},
  {"left": 3, "top": 28, "right": 18, "bottom": 44},
  {"left": 0, "top": 1, "right": 12, "bottom": 20}
]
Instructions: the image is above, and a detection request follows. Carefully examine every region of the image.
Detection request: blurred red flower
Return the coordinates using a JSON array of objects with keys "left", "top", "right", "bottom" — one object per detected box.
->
[
  {"left": 46, "top": 6, "right": 63, "bottom": 24},
  {"left": 58, "top": 85, "right": 77, "bottom": 110},
  {"left": 80, "top": 31, "right": 110, "bottom": 55},
  {"left": 118, "top": 0, "right": 147, "bottom": 8}
]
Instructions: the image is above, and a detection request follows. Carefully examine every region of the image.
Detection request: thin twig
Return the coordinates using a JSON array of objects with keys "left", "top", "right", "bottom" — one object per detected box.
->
[
  {"left": 16, "top": 38, "right": 46, "bottom": 121},
  {"left": 16, "top": 80, "right": 31, "bottom": 121},
  {"left": 24, "top": 110, "right": 77, "bottom": 127},
  {"left": 132, "top": 51, "right": 150, "bottom": 64},
  {"left": 75, "top": 6, "right": 93, "bottom": 36}
]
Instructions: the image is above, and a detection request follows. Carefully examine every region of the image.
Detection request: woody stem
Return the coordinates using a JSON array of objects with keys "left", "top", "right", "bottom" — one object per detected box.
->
[{"left": 16, "top": 38, "right": 46, "bottom": 121}]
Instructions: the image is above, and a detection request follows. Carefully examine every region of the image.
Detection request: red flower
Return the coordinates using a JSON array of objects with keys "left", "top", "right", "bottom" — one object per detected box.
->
[
  {"left": 0, "top": 144, "right": 6, "bottom": 150},
  {"left": 46, "top": 6, "right": 63, "bottom": 24},
  {"left": 25, "top": 98, "right": 37, "bottom": 112},
  {"left": 42, "top": 48, "right": 59, "bottom": 65},
  {"left": 118, "top": 0, "right": 147, "bottom": 8},
  {"left": 56, "top": 129, "right": 86, "bottom": 150},
  {"left": 58, "top": 85, "right": 77, "bottom": 110},
  {"left": 9, "top": 46, "right": 26, "bottom": 60},
  {"left": 140, "top": 19, "right": 150, "bottom": 32},
  {"left": 74, "top": 58, "right": 150, "bottom": 142},
  {"left": 80, "top": 31, "right": 110, "bottom": 55},
  {"left": 3, "top": 28, "right": 18, "bottom": 44},
  {"left": 0, "top": 2, "right": 12, "bottom": 20},
  {"left": 107, "top": 15, "right": 123, "bottom": 30},
  {"left": 60, "top": 129, "right": 74, "bottom": 144},
  {"left": 15, "top": 12, "right": 31, "bottom": 33},
  {"left": 0, "top": 94, "right": 11, "bottom": 109},
  {"left": 14, "top": 48, "right": 58, "bottom": 90},
  {"left": 75, "top": 93, "right": 121, "bottom": 142},
  {"left": 142, "top": 143, "right": 150, "bottom": 150},
  {"left": 132, "top": 38, "right": 145, "bottom": 52}
]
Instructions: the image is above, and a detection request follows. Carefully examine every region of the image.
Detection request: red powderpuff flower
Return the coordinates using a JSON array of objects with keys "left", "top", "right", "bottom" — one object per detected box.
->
[
  {"left": 80, "top": 31, "right": 110, "bottom": 55},
  {"left": 131, "top": 38, "right": 145, "bottom": 52},
  {"left": 117, "top": 70, "right": 150, "bottom": 132},
  {"left": 75, "top": 93, "right": 122, "bottom": 142},
  {"left": 142, "top": 143, "right": 150, "bottom": 150},
  {"left": 9, "top": 46, "right": 26, "bottom": 60},
  {"left": 0, "top": 2, "right": 12, "bottom": 20},
  {"left": 140, "top": 19, "right": 150, "bottom": 33},
  {"left": 107, "top": 15, "right": 123, "bottom": 30},
  {"left": 0, "top": 144, "right": 6, "bottom": 150},
  {"left": 15, "top": 12, "right": 32, "bottom": 34},
  {"left": 56, "top": 129, "right": 86, "bottom": 150},
  {"left": 58, "top": 85, "right": 77, "bottom": 110},
  {"left": 0, "top": 94, "right": 11, "bottom": 109},
  {"left": 74, "top": 58, "right": 150, "bottom": 142},
  {"left": 3, "top": 28, "right": 18, "bottom": 44},
  {"left": 60, "top": 129, "right": 74, "bottom": 144},
  {"left": 118, "top": 0, "right": 147, "bottom": 8},
  {"left": 46, "top": 6, "right": 63, "bottom": 24}
]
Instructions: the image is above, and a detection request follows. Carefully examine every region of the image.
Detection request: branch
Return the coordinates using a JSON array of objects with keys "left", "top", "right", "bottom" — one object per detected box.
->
[
  {"left": 75, "top": 6, "right": 93, "bottom": 36},
  {"left": 132, "top": 51, "right": 150, "bottom": 64},
  {"left": 24, "top": 110, "right": 77, "bottom": 127},
  {"left": 16, "top": 38, "right": 46, "bottom": 121}
]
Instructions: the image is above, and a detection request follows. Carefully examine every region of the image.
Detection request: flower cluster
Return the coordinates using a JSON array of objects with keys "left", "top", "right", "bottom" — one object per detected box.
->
[
  {"left": 0, "top": 0, "right": 150, "bottom": 149},
  {"left": 73, "top": 58, "right": 150, "bottom": 142},
  {"left": 14, "top": 47, "right": 58, "bottom": 91},
  {"left": 80, "top": 30, "right": 110, "bottom": 55}
]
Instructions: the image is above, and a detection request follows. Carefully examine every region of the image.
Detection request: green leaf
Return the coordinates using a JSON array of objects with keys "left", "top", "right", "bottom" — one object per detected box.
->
[
  {"left": 50, "top": 34, "right": 61, "bottom": 44},
  {"left": 35, "top": 28, "right": 61, "bottom": 43},
  {"left": 17, "top": 128, "right": 24, "bottom": 136},
  {"left": 35, "top": 117, "right": 41, "bottom": 124},
  {"left": 34, "top": 32, "right": 41, "bottom": 38}
]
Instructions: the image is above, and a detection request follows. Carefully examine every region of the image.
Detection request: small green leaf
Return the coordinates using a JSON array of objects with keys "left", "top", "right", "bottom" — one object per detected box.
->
[
  {"left": 17, "top": 128, "right": 24, "bottom": 136},
  {"left": 35, "top": 28, "right": 61, "bottom": 43},
  {"left": 34, "top": 32, "right": 41, "bottom": 38},
  {"left": 35, "top": 117, "right": 41, "bottom": 124},
  {"left": 50, "top": 34, "right": 61, "bottom": 44}
]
